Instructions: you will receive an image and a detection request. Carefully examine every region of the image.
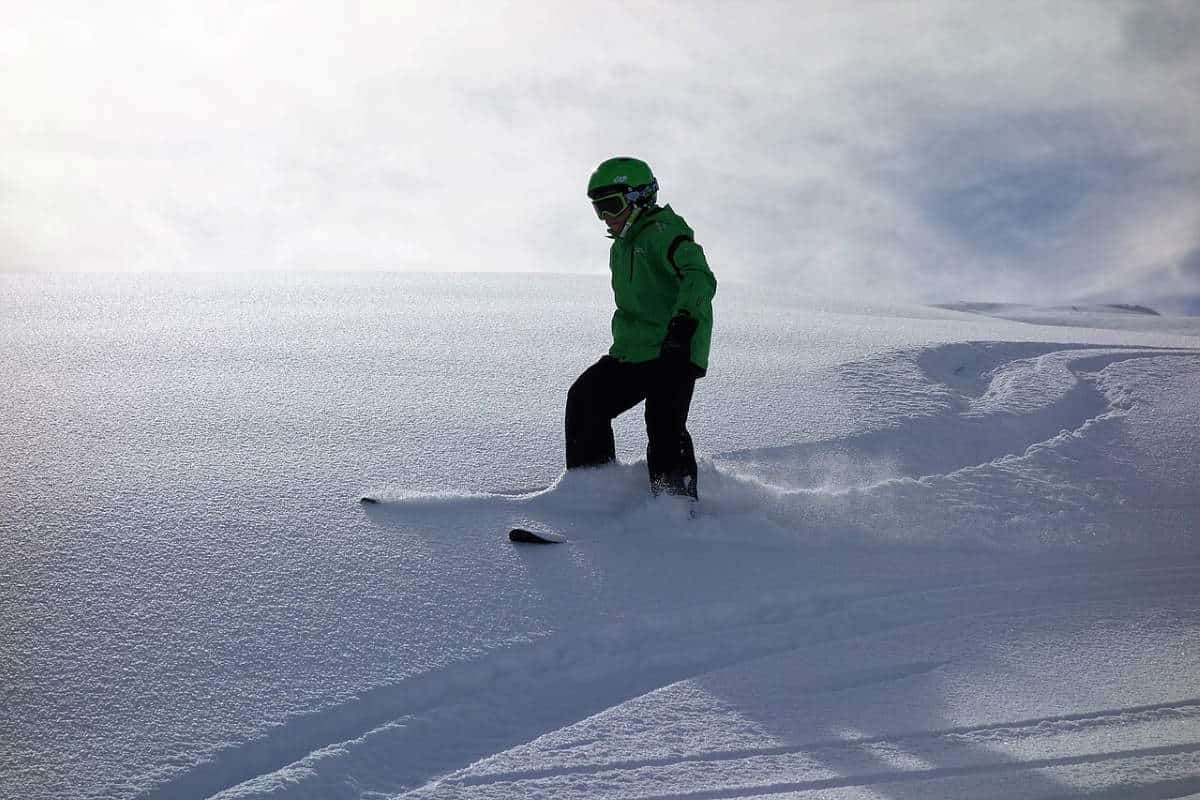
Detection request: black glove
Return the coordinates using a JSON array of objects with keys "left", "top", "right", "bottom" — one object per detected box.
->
[{"left": 659, "top": 313, "right": 698, "bottom": 367}]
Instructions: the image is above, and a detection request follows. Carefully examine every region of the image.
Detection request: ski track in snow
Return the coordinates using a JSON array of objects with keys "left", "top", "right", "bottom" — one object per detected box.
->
[
  {"left": 449, "top": 700, "right": 1200, "bottom": 788},
  {"left": 439, "top": 708, "right": 1200, "bottom": 800},
  {"left": 138, "top": 565, "right": 1200, "bottom": 800},
  {"left": 719, "top": 342, "right": 1193, "bottom": 491},
  {"left": 103, "top": 341, "right": 1200, "bottom": 800}
]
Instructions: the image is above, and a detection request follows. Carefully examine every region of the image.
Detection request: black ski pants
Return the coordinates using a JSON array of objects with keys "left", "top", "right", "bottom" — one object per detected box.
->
[{"left": 565, "top": 355, "right": 698, "bottom": 499}]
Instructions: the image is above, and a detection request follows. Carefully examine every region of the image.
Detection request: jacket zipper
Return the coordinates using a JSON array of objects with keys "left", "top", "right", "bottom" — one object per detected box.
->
[{"left": 623, "top": 207, "right": 662, "bottom": 283}]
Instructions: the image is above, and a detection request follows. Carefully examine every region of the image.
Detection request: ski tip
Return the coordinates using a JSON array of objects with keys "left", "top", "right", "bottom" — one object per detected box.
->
[
  {"left": 359, "top": 496, "right": 380, "bottom": 505},
  {"left": 508, "top": 528, "right": 566, "bottom": 544}
]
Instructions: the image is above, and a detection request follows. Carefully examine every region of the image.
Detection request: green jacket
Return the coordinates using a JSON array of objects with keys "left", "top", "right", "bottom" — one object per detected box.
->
[{"left": 607, "top": 205, "right": 717, "bottom": 372}]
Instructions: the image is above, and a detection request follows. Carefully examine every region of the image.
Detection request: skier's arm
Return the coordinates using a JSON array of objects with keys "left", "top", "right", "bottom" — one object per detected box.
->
[{"left": 666, "top": 236, "right": 717, "bottom": 319}]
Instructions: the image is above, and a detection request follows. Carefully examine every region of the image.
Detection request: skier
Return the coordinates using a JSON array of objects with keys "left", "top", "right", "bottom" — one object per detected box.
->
[{"left": 566, "top": 157, "right": 717, "bottom": 501}]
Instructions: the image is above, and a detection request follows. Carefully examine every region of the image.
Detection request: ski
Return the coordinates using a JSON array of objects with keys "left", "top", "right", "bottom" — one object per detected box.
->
[{"left": 508, "top": 528, "right": 566, "bottom": 544}]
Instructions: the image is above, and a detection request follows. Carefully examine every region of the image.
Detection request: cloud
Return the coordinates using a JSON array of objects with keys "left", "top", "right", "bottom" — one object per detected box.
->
[
  {"left": 911, "top": 112, "right": 1138, "bottom": 254},
  {"left": 1180, "top": 247, "right": 1200, "bottom": 280},
  {"left": 2, "top": 1, "right": 1198, "bottom": 312},
  {"left": 1123, "top": 0, "right": 1200, "bottom": 66}
]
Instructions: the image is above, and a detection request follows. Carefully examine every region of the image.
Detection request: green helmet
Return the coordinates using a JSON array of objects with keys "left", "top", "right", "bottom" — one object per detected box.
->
[{"left": 587, "top": 156, "right": 658, "bottom": 208}]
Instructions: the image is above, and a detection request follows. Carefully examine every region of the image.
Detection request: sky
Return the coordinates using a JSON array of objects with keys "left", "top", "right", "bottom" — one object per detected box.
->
[{"left": 2, "top": 1, "right": 1199, "bottom": 312}]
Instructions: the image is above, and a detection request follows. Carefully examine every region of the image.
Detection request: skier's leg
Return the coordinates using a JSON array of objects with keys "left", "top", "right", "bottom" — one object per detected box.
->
[
  {"left": 565, "top": 356, "right": 647, "bottom": 470},
  {"left": 644, "top": 365, "right": 698, "bottom": 499}
]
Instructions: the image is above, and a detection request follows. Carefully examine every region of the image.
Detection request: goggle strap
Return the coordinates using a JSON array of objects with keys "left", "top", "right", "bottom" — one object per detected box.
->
[
  {"left": 590, "top": 179, "right": 659, "bottom": 205},
  {"left": 625, "top": 179, "right": 658, "bottom": 206}
]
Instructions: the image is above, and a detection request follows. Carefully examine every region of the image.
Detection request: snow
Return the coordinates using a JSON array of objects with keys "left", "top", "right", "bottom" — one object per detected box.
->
[
  {"left": 934, "top": 302, "right": 1200, "bottom": 336},
  {"left": 1, "top": 272, "right": 1199, "bottom": 800}
]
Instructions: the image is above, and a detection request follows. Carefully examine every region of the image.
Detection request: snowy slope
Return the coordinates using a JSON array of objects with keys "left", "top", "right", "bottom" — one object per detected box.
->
[
  {"left": 1, "top": 273, "right": 1198, "bottom": 800},
  {"left": 935, "top": 301, "right": 1200, "bottom": 336}
]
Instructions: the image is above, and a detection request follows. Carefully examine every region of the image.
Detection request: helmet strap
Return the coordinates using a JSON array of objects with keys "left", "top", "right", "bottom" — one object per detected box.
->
[{"left": 615, "top": 206, "right": 643, "bottom": 239}]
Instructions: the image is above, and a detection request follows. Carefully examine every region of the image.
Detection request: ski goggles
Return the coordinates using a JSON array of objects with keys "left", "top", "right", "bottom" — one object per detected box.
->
[
  {"left": 590, "top": 190, "right": 630, "bottom": 219},
  {"left": 589, "top": 179, "right": 657, "bottom": 219}
]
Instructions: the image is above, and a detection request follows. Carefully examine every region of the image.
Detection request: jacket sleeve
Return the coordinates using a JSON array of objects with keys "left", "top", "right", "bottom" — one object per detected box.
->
[{"left": 664, "top": 233, "right": 717, "bottom": 319}]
